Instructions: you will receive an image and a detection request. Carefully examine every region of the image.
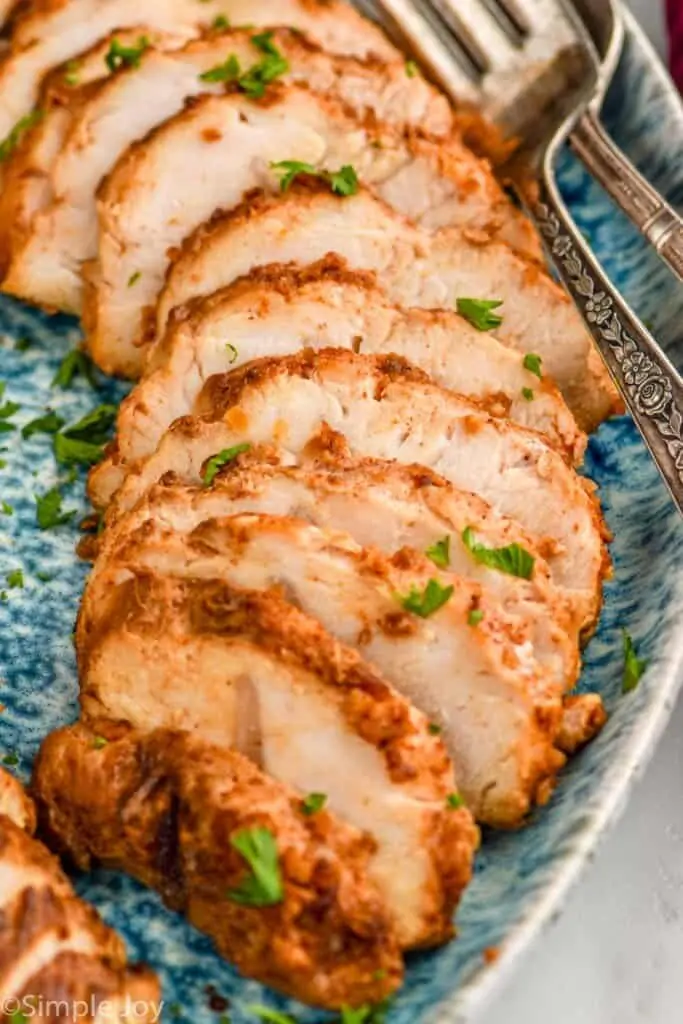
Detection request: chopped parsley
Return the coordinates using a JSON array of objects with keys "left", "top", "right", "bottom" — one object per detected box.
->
[
  {"left": 225, "top": 343, "right": 238, "bottom": 363},
  {"left": 521, "top": 387, "right": 534, "bottom": 402},
  {"left": 523, "top": 352, "right": 543, "bottom": 378},
  {"left": 405, "top": 59, "right": 419, "bottom": 77},
  {"left": 200, "top": 32, "right": 289, "bottom": 97},
  {"left": 35, "top": 487, "right": 76, "bottom": 530},
  {"left": 340, "top": 1004, "right": 392, "bottom": 1024},
  {"left": 227, "top": 826, "right": 284, "bottom": 906},
  {"left": 428, "top": 722, "right": 441, "bottom": 735},
  {"left": 2, "top": 753, "right": 19, "bottom": 766},
  {"left": 105, "top": 36, "right": 150, "bottom": 73},
  {"left": 246, "top": 1008, "right": 296, "bottom": 1024},
  {"left": 14, "top": 337, "right": 31, "bottom": 351},
  {"left": 1, "top": 501, "right": 12, "bottom": 515},
  {"left": 398, "top": 578, "right": 454, "bottom": 618},
  {"left": 467, "top": 608, "right": 484, "bottom": 626},
  {"left": 52, "top": 348, "right": 97, "bottom": 389},
  {"left": 92, "top": 735, "right": 109, "bottom": 749},
  {"left": 0, "top": 109, "right": 43, "bottom": 163},
  {"left": 22, "top": 409, "right": 65, "bottom": 439},
  {"left": 271, "top": 160, "right": 359, "bottom": 196},
  {"left": 212, "top": 14, "right": 229, "bottom": 29},
  {"left": 202, "top": 443, "right": 251, "bottom": 485},
  {"left": 6, "top": 569, "right": 23, "bottom": 589},
  {"left": 36, "top": 571, "right": 53, "bottom": 582},
  {"left": 622, "top": 629, "right": 647, "bottom": 694},
  {"left": 425, "top": 535, "right": 450, "bottom": 569},
  {"left": 200, "top": 54, "right": 241, "bottom": 83},
  {"left": 128, "top": 270, "right": 141, "bottom": 287},
  {"left": 301, "top": 792, "right": 326, "bottom": 816},
  {"left": 0, "top": 388, "right": 20, "bottom": 432},
  {"left": 63, "top": 60, "right": 80, "bottom": 86},
  {"left": 462, "top": 526, "right": 535, "bottom": 580},
  {"left": 456, "top": 298, "right": 504, "bottom": 332},
  {"left": 446, "top": 792, "right": 465, "bottom": 809},
  {"left": 53, "top": 404, "right": 117, "bottom": 467}
]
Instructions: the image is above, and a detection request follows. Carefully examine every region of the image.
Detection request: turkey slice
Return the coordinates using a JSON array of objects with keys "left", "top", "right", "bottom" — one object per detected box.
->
[
  {"left": 96, "top": 454, "right": 580, "bottom": 690},
  {"left": 155, "top": 187, "right": 619, "bottom": 431},
  {"left": 75, "top": 571, "right": 476, "bottom": 948},
  {"left": 0, "top": 0, "right": 395, "bottom": 142},
  {"left": 0, "top": 769, "right": 159, "bottom": 1015},
  {"left": 82, "top": 85, "right": 539, "bottom": 377},
  {"left": 2, "top": 27, "right": 455, "bottom": 312},
  {"left": 105, "top": 349, "right": 608, "bottom": 629},
  {"left": 33, "top": 721, "right": 407, "bottom": 1008},
  {"left": 89, "top": 256, "right": 583, "bottom": 507},
  {"left": 92, "top": 508, "right": 570, "bottom": 824}
]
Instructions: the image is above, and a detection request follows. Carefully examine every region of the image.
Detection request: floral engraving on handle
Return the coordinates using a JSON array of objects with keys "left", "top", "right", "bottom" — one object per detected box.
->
[{"left": 535, "top": 202, "right": 683, "bottom": 479}]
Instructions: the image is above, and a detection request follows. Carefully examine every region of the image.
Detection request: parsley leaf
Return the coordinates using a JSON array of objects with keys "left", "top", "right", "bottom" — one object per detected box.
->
[
  {"left": 105, "top": 36, "right": 150, "bottom": 73},
  {"left": 622, "top": 629, "right": 646, "bottom": 693},
  {"left": 212, "top": 14, "right": 229, "bottom": 29},
  {"left": 6, "top": 569, "right": 23, "bottom": 589},
  {"left": 63, "top": 59, "right": 80, "bottom": 86},
  {"left": 398, "top": 579, "right": 454, "bottom": 618},
  {"left": 428, "top": 722, "right": 441, "bottom": 735},
  {"left": 467, "top": 608, "right": 484, "bottom": 626},
  {"left": 2, "top": 753, "right": 19, "bottom": 766},
  {"left": 446, "top": 792, "right": 465, "bottom": 809},
  {"left": 35, "top": 487, "right": 76, "bottom": 530},
  {"left": 341, "top": 1003, "right": 392, "bottom": 1024},
  {"left": 1, "top": 502, "right": 12, "bottom": 516},
  {"left": 128, "top": 270, "right": 141, "bottom": 287},
  {"left": 301, "top": 792, "right": 326, "bottom": 816},
  {"left": 251, "top": 30, "right": 279, "bottom": 55},
  {"left": 271, "top": 160, "right": 359, "bottom": 196},
  {"left": 54, "top": 404, "right": 117, "bottom": 467},
  {"left": 461, "top": 526, "right": 535, "bottom": 580},
  {"left": 425, "top": 535, "right": 450, "bottom": 569},
  {"left": 22, "top": 409, "right": 65, "bottom": 439},
  {"left": 202, "top": 443, "right": 251, "bottom": 486},
  {"left": 92, "top": 735, "right": 109, "bottom": 749},
  {"left": 246, "top": 1008, "right": 296, "bottom": 1024},
  {"left": 225, "top": 343, "right": 238, "bottom": 363},
  {"left": 227, "top": 826, "right": 283, "bottom": 906},
  {"left": 521, "top": 386, "right": 534, "bottom": 402},
  {"left": 405, "top": 59, "right": 419, "bottom": 77},
  {"left": 200, "top": 54, "right": 241, "bottom": 83},
  {"left": 15, "top": 337, "right": 31, "bottom": 351},
  {"left": 52, "top": 348, "right": 97, "bottom": 389},
  {"left": 0, "top": 109, "right": 43, "bottom": 162},
  {"left": 523, "top": 352, "right": 543, "bottom": 378},
  {"left": 456, "top": 298, "right": 504, "bottom": 332}
]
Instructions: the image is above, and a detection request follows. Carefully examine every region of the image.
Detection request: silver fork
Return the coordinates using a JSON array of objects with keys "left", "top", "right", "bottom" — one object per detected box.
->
[{"left": 362, "top": 0, "right": 683, "bottom": 514}]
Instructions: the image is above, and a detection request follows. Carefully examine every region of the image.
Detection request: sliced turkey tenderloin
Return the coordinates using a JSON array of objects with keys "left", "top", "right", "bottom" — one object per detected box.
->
[
  {"left": 0, "top": 0, "right": 396, "bottom": 142},
  {"left": 92, "top": 509, "right": 569, "bottom": 824},
  {"left": 76, "top": 570, "right": 475, "bottom": 947},
  {"left": 105, "top": 350, "right": 608, "bottom": 629},
  {"left": 33, "top": 721, "right": 405, "bottom": 1009},
  {"left": 83, "top": 85, "right": 539, "bottom": 377},
  {"left": 96, "top": 456, "right": 579, "bottom": 689},
  {"left": 3, "top": 27, "right": 455, "bottom": 312},
  {"left": 89, "top": 257, "right": 583, "bottom": 506},
  {"left": 155, "top": 187, "right": 619, "bottom": 431}
]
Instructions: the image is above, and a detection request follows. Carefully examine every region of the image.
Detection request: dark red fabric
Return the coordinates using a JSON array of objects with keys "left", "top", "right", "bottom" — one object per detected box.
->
[{"left": 667, "top": 0, "right": 683, "bottom": 91}]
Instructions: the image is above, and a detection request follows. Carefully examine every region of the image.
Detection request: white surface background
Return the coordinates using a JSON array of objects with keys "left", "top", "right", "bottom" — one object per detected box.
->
[{"left": 480, "top": 5, "right": 682, "bottom": 1023}]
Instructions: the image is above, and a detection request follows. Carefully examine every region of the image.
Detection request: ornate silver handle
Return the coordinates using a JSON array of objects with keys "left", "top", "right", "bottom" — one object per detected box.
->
[
  {"left": 526, "top": 172, "right": 683, "bottom": 516},
  {"left": 570, "top": 109, "right": 683, "bottom": 283}
]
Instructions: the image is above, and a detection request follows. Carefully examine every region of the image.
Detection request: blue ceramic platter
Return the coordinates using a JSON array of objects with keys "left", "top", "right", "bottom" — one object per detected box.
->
[{"left": 1, "top": 10, "right": 682, "bottom": 1024}]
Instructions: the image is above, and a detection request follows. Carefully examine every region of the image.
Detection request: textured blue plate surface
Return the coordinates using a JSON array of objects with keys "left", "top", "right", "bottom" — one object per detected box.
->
[{"left": 1, "top": 11, "right": 682, "bottom": 1024}]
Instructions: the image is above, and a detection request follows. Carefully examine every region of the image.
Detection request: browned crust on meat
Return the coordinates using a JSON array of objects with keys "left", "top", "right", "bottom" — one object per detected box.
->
[
  {"left": 0, "top": 764, "right": 36, "bottom": 833},
  {"left": 0, "top": 813, "right": 158, "bottom": 1011},
  {"left": 167, "top": 253, "right": 379, "bottom": 333},
  {"left": 33, "top": 720, "right": 404, "bottom": 1007},
  {"left": 557, "top": 693, "right": 607, "bottom": 755},
  {"left": 77, "top": 571, "right": 453, "bottom": 793}
]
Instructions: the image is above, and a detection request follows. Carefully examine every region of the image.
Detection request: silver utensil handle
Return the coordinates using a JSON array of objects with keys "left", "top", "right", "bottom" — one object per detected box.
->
[
  {"left": 527, "top": 173, "right": 683, "bottom": 515},
  {"left": 570, "top": 109, "right": 683, "bottom": 283}
]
